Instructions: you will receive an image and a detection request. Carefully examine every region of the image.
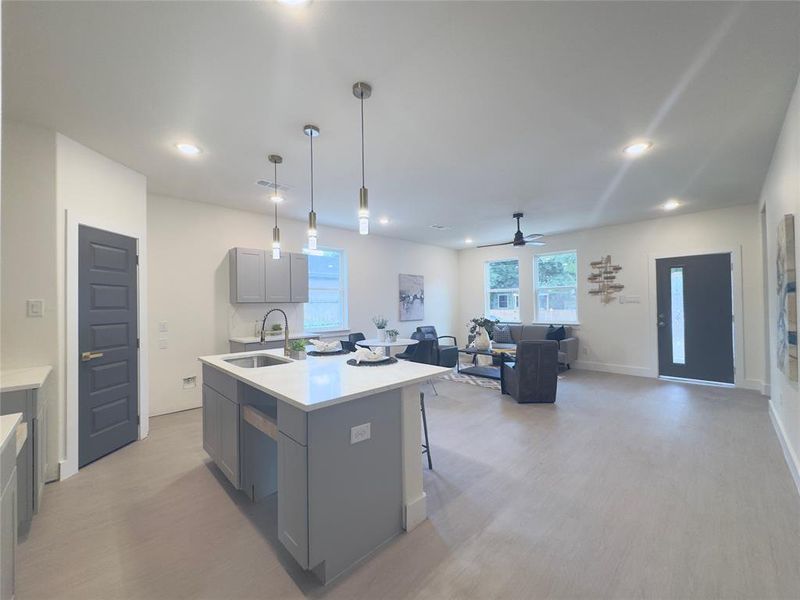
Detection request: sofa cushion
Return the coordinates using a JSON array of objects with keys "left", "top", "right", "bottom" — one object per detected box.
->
[
  {"left": 493, "top": 324, "right": 513, "bottom": 344},
  {"left": 519, "top": 326, "right": 547, "bottom": 341}
]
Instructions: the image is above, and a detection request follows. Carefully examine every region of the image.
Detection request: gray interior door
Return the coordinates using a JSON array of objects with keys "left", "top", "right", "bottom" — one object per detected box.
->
[
  {"left": 79, "top": 225, "right": 139, "bottom": 467},
  {"left": 656, "top": 253, "right": 734, "bottom": 383}
]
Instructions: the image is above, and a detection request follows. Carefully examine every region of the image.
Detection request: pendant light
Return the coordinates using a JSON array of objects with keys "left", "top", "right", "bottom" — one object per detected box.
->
[
  {"left": 268, "top": 154, "right": 283, "bottom": 259},
  {"left": 353, "top": 81, "right": 372, "bottom": 235},
  {"left": 303, "top": 124, "right": 320, "bottom": 250}
]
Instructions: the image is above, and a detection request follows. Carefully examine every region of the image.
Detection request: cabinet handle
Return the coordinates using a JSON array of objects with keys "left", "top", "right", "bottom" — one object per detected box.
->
[{"left": 81, "top": 351, "right": 104, "bottom": 362}]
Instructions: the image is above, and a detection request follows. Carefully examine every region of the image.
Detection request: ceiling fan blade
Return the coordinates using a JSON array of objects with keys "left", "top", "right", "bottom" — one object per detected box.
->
[
  {"left": 527, "top": 240, "right": 547, "bottom": 246},
  {"left": 477, "top": 241, "right": 514, "bottom": 248},
  {"left": 524, "top": 233, "right": 544, "bottom": 239}
]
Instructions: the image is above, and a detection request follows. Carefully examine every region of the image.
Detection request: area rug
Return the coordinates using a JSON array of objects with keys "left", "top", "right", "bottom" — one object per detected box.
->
[{"left": 440, "top": 372, "right": 502, "bottom": 390}]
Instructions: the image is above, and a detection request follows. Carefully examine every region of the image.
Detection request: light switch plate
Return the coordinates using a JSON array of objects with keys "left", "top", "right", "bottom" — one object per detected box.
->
[
  {"left": 350, "top": 422, "right": 371, "bottom": 445},
  {"left": 158, "top": 321, "right": 168, "bottom": 333},
  {"left": 27, "top": 299, "right": 44, "bottom": 317},
  {"left": 159, "top": 339, "right": 168, "bottom": 349}
]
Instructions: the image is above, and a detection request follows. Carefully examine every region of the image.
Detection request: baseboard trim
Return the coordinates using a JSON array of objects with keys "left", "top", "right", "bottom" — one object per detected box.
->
[
  {"left": 404, "top": 492, "right": 427, "bottom": 532},
  {"left": 769, "top": 402, "right": 800, "bottom": 498},
  {"left": 572, "top": 360, "right": 652, "bottom": 378}
]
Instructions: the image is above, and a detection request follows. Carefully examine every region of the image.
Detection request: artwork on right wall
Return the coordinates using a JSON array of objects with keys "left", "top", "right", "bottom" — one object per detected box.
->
[{"left": 776, "top": 214, "right": 798, "bottom": 381}]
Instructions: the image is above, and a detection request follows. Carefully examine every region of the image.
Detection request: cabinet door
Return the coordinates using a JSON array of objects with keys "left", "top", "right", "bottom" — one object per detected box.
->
[
  {"left": 218, "top": 395, "right": 240, "bottom": 489},
  {"left": 231, "top": 248, "right": 266, "bottom": 303},
  {"left": 202, "top": 385, "right": 219, "bottom": 461},
  {"left": 265, "top": 254, "right": 291, "bottom": 303},
  {"left": 0, "top": 469, "right": 17, "bottom": 600},
  {"left": 278, "top": 432, "right": 309, "bottom": 568},
  {"left": 290, "top": 253, "right": 309, "bottom": 303}
]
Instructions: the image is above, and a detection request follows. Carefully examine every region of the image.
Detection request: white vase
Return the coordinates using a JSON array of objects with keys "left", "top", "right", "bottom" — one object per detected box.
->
[
  {"left": 377, "top": 328, "right": 387, "bottom": 342},
  {"left": 474, "top": 326, "right": 491, "bottom": 350}
]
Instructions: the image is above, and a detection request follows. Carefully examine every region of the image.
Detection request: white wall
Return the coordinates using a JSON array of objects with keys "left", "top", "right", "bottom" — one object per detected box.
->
[
  {"left": 55, "top": 134, "right": 148, "bottom": 478},
  {"left": 147, "top": 194, "right": 459, "bottom": 416},
  {"left": 0, "top": 120, "right": 60, "bottom": 480},
  {"left": 458, "top": 204, "right": 765, "bottom": 388},
  {"left": 759, "top": 73, "right": 800, "bottom": 488}
]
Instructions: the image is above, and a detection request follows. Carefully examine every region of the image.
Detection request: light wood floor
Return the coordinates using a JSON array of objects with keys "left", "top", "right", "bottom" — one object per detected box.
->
[{"left": 17, "top": 371, "right": 800, "bottom": 599}]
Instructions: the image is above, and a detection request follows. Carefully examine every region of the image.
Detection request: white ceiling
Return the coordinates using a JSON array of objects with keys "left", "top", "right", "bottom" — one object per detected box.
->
[{"left": 4, "top": 1, "right": 799, "bottom": 248}]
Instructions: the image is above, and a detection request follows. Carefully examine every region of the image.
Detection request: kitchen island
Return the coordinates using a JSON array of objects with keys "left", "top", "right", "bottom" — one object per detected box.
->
[{"left": 198, "top": 348, "right": 450, "bottom": 584}]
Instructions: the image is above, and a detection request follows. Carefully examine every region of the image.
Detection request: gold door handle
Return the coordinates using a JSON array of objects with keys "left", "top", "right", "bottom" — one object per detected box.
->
[{"left": 81, "top": 351, "right": 104, "bottom": 362}]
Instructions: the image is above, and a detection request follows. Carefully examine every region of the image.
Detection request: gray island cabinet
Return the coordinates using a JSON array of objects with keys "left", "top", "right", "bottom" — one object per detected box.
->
[{"left": 199, "top": 349, "right": 450, "bottom": 584}]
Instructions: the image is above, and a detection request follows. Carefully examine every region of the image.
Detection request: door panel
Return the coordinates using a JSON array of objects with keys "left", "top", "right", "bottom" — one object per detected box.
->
[
  {"left": 290, "top": 253, "right": 309, "bottom": 303},
  {"left": 265, "top": 254, "right": 291, "bottom": 302},
  {"left": 79, "top": 226, "right": 139, "bottom": 467},
  {"left": 656, "top": 253, "right": 734, "bottom": 383}
]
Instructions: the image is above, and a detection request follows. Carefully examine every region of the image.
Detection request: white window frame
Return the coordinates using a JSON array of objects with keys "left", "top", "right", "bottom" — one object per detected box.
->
[
  {"left": 304, "top": 247, "right": 349, "bottom": 332},
  {"left": 484, "top": 259, "right": 521, "bottom": 323},
  {"left": 533, "top": 249, "right": 579, "bottom": 324}
]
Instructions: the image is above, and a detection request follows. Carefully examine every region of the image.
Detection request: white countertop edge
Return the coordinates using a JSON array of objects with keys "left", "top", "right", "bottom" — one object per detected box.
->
[
  {"left": 198, "top": 351, "right": 451, "bottom": 412},
  {"left": 0, "top": 413, "right": 22, "bottom": 454},
  {"left": 0, "top": 365, "right": 53, "bottom": 393}
]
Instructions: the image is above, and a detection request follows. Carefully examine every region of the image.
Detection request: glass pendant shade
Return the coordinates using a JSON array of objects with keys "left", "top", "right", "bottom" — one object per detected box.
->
[
  {"left": 272, "top": 226, "right": 281, "bottom": 260},
  {"left": 358, "top": 186, "right": 369, "bottom": 235},
  {"left": 307, "top": 210, "right": 318, "bottom": 250}
]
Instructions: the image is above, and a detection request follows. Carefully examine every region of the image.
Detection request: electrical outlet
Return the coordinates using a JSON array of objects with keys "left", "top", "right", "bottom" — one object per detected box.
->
[
  {"left": 26, "top": 299, "right": 44, "bottom": 318},
  {"left": 159, "top": 339, "right": 168, "bottom": 349},
  {"left": 350, "top": 422, "right": 371, "bottom": 445},
  {"left": 182, "top": 376, "right": 196, "bottom": 389},
  {"left": 582, "top": 346, "right": 589, "bottom": 356},
  {"left": 158, "top": 321, "right": 168, "bottom": 333}
]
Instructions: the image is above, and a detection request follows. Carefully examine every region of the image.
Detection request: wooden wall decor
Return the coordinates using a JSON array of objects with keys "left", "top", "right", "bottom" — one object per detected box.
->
[{"left": 588, "top": 255, "right": 624, "bottom": 304}]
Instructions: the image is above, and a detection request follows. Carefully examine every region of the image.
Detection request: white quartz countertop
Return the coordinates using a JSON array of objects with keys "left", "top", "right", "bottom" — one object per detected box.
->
[
  {"left": 0, "top": 365, "right": 53, "bottom": 393},
  {"left": 0, "top": 413, "right": 22, "bottom": 455},
  {"left": 230, "top": 332, "right": 320, "bottom": 344},
  {"left": 199, "top": 349, "right": 451, "bottom": 412}
]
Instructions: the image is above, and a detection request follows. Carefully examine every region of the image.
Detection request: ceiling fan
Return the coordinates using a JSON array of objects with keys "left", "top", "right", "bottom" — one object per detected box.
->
[{"left": 478, "top": 213, "right": 546, "bottom": 248}]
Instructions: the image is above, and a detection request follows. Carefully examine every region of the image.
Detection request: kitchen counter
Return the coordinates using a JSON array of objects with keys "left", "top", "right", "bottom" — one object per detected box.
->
[
  {"left": 0, "top": 413, "right": 22, "bottom": 455},
  {"left": 199, "top": 348, "right": 450, "bottom": 412},
  {"left": 0, "top": 366, "right": 53, "bottom": 393}
]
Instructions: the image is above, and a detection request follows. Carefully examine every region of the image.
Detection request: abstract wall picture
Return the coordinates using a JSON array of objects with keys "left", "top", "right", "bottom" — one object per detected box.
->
[
  {"left": 776, "top": 214, "right": 797, "bottom": 381},
  {"left": 399, "top": 274, "right": 424, "bottom": 321}
]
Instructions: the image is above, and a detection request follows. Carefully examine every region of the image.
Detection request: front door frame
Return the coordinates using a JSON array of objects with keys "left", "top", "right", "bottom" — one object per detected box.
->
[
  {"left": 63, "top": 210, "right": 149, "bottom": 479},
  {"left": 647, "top": 246, "right": 747, "bottom": 389}
]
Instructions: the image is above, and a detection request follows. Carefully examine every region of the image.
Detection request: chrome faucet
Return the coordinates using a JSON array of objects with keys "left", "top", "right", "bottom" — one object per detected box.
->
[{"left": 261, "top": 308, "right": 290, "bottom": 356}]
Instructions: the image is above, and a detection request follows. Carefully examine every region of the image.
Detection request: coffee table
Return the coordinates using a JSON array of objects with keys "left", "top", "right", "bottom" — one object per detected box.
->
[{"left": 457, "top": 347, "right": 515, "bottom": 381}]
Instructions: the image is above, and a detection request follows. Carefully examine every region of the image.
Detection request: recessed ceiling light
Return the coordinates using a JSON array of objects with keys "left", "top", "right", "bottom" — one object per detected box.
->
[
  {"left": 175, "top": 142, "right": 201, "bottom": 156},
  {"left": 465, "top": 238, "right": 473, "bottom": 244},
  {"left": 662, "top": 198, "right": 681, "bottom": 211},
  {"left": 277, "top": 0, "right": 309, "bottom": 4},
  {"left": 379, "top": 217, "right": 389, "bottom": 225},
  {"left": 622, "top": 141, "right": 653, "bottom": 157}
]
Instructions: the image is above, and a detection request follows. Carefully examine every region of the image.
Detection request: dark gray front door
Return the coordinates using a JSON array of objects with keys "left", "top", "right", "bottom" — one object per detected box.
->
[
  {"left": 79, "top": 225, "right": 139, "bottom": 467},
  {"left": 656, "top": 253, "right": 734, "bottom": 384}
]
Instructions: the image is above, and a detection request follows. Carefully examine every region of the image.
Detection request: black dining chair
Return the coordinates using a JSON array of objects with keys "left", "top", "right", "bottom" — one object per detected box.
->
[
  {"left": 396, "top": 331, "right": 424, "bottom": 360},
  {"left": 341, "top": 332, "right": 366, "bottom": 352}
]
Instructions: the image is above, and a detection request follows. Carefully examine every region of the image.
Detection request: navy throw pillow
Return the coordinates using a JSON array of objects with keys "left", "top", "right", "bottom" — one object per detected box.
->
[{"left": 546, "top": 325, "right": 566, "bottom": 342}]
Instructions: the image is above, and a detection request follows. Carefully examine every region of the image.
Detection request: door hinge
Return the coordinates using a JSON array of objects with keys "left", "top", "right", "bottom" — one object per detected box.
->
[
  {"left": 136, "top": 338, "right": 140, "bottom": 349},
  {"left": 135, "top": 254, "right": 139, "bottom": 266},
  {"left": 137, "top": 414, "right": 140, "bottom": 424}
]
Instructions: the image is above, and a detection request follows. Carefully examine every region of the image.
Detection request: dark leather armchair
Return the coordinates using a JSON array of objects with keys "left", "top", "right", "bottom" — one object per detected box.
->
[
  {"left": 501, "top": 340, "right": 558, "bottom": 403},
  {"left": 416, "top": 326, "right": 459, "bottom": 368},
  {"left": 396, "top": 331, "right": 424, "bottom": 360},
  {"left": 407, "top": 339, "right": 437, "bottom": 365},
  {"left": 341, "top": 332, "right": 366, "bottom": 353}
]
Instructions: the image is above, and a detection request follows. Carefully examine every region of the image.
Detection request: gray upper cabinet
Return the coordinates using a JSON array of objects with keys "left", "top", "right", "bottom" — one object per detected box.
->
[
  {"left": 290, "top": 253, "right": 309, "bottom": 303},
  {"left": 230, "top": 248, "right": 309, "bottom": 304},
  {"left": 265, "top": 254, "right": 292, "bottom": 303},
  {"left": 229, "top": 248, "right": 266, "bottom": 303}
]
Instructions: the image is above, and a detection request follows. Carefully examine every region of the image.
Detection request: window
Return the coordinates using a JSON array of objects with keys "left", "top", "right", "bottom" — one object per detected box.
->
[
  {"left": 534, "top": 251, "right": 578, "bottom": 323},
  {"left": 670, "top": 267, "right": 686, "bottom": 364},
  {"left": 485, "top": 259, "right": 520, "bottom": 322},
  {"left": 304, "top": 248, "right": 348, "bottom": 331}
]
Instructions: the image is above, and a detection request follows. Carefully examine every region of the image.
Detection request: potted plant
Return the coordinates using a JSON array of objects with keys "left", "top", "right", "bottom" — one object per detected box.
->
[
  {"left": 467, "top": 316, "right": 499, "bottom": 350},
  {"left": 268, "top": 323, "right": 283, "bottom": 336},
  {"left": 372, "top": 315, "right": 389, "bottom": 342},
  {"left": 385, "top": 328, "right": 399, "bottom": 343},
  {"left": 288, "top": 338, "right": 308, "bottom": 360}
]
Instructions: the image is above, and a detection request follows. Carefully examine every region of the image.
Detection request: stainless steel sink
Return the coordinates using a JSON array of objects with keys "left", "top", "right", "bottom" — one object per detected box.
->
[{"left": 223, "top": 354, "right": 288, "bottom": 368}]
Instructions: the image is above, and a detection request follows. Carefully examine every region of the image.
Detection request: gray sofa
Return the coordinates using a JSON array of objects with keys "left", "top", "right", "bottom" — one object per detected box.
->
[{"left": 492, "top": 324, "right": 579, "bottom": 368}]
